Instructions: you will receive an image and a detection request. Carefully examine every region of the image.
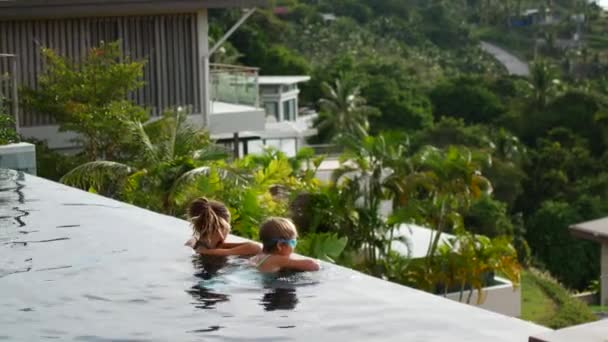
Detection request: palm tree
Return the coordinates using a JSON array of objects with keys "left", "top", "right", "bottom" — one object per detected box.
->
[
  {"left": 529, "top": 58, "right": 560, "bottom": 109},
  {"left": 314, "top": 76, "right": 377, "bottom": 142},
  {"left": 61, "top": 108, "right": 227, "bottom": 213},
  {"left": 409, "top": 146, "right": 493, "bottom": 271},
  {"left": 331, "top": 133, "right": 411, "bottom": 268}
]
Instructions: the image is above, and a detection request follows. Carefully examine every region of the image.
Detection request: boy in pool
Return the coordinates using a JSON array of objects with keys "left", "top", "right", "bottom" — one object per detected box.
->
[
  {"left": 251, "top": 217, "right": 320, "bottom": 273},
  {"left": 184, "top": 197, "right": 261, "bottom": 256}
]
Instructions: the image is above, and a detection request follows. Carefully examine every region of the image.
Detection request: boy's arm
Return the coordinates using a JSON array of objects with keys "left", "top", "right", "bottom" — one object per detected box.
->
[
  {"left": 195, "top": 242, "right": 261, "bottom": 256},
  {"left": 279, "top": 257, "right": 320, "bottom": 272}
]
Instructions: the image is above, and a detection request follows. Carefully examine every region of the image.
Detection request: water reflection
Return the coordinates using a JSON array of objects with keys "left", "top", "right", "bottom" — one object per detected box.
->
[
  {"left": 0, "top": 170, "right": 31, "bottom": 279},
  {"left": 191, "top": 255, "right": 229, "bottom": 280},
  {"left": 188, "top": 255, "right": 303, "bottom": 312},
  {"left": 187, "top": 285, "right": 230, "bottom": 310},
  {"left": 188, "top": 255, "right": 230, "bottom": 309},
  {"left": 260, "top": 272, "right": 302, "bottom": 311},
  {"left": 260, "top": 287, "right": 298, "bottom": 311}
]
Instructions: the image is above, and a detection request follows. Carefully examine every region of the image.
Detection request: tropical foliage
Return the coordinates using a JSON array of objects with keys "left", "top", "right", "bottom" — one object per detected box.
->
[
  {"left": 22, "top": 41, "right": 147, "bottom": 160},
  {"left": 23, "top": 0, "right": 608, "bottom": 329},
  {"left": 0, "top": 104, "right": 18, "bottom": 145},
  {"left": 61, "top": 108, "right": 226, "bottom": 213},
  {"left": 313, "top": 76, "right": 377, "bottom": 142}
]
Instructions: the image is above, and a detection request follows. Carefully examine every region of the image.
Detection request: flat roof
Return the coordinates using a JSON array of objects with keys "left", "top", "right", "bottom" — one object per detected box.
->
[
  {"left": 569, "top": 217, "right": 608, "bottom": 244},
  {"left": 391, "top": 224, "right": 453, "bottom": 259},
  {"left": 0, "top": 171, "right": 551, "bottom": 341},
  {"left": 529, "top": 319, "right": 607, "bottom": 342},
  {"left": 0, "top": 0, "right": 269, "bottom": 19},
  {"left": 258, "top": 76, "right": 311, "bottom": 85},
  {"left": 210, "top": 101, "right": 262, "bottom": 115}
]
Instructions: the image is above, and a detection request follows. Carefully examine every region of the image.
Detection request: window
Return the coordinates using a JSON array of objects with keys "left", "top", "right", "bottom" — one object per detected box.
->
[
  {"left": 282, "top": 99, "right": 296, "bottom": 121},
  {"left": 265, "top": 102, "right": 279, "bottom": 122},
  {"left": 261, "top": 85, "right": 279, "bottom": 94},
  {"left": 264, "top": 139, "right": 296, "bottom": 157},
  {"left": 281, "top": 84, "right": 296, "bottom": 93}
]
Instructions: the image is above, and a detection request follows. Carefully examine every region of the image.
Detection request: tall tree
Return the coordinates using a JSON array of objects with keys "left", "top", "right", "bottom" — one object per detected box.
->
[
  {"left": 529, "top": 58, "right": 560, "bottom": 109},
  {"left": 314, "top": 76, "right": 377, "bottom": 142},
  {"left": 23, "top": 41, "right": 147, "bottom": 160}
]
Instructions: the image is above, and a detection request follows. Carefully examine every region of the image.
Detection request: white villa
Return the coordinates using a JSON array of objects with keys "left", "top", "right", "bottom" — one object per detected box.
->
[
  {"left": 0, "top": 0, "right": 269, "bottom": 151},
  {"left": 213, "top": 75, "right": 317, "bottom": 157}
]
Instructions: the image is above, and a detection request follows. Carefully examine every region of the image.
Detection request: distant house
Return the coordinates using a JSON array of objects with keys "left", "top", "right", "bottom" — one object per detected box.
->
[
  {"left": 214, "top": 76, "right": 317, "bottom": 157},
  {"left": 0, "top": 0, "right": 268, "bottom": 150},
  {"left": 510, "top": 8, "right": 555, "bottom": 27}
]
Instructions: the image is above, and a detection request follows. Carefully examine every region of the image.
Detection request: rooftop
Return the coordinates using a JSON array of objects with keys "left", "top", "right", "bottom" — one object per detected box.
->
[
  {"left": 569, "top": 217, "right": 608, "bottom": 244},
  {"left": 529, "top": 319, "right": 608, "bottom": 342},
  {"left": 0, "top": 0, "right": 269, "bottom": 19},
  {"left": 258, "top": 76, "right": 311, "bottom": 86},
  {"left": 391, "top": 224, "right": 453, "bottom": 259},
  {"left": 0, "top": 170, "right": 551, "bottom": 341},
  {"left": 211, "top": 115, "right": 317, "bottom": 141}
]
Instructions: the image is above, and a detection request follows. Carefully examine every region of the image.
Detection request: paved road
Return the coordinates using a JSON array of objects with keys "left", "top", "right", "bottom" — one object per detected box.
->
[{"left": 481, "top": 41, "right": 530, "bottom": 76}]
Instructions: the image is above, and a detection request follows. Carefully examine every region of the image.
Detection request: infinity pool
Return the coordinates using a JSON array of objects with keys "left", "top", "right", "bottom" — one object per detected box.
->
[{"left": 0, "top": 170, "right": 550, "bottom": 341}]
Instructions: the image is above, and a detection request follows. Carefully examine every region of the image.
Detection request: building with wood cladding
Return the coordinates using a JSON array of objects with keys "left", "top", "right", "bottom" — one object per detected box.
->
[{"left": 0, "top": 0, "right": 268, "bottom": 150}]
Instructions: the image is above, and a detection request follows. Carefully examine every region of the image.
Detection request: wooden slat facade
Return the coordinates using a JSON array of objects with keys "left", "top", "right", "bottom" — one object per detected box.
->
[{"left": 0, "top": 14, "right": 201, "bottom": 127}]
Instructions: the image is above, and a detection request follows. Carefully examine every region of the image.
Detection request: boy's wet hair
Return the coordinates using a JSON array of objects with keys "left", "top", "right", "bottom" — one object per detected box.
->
[
  {"left": 188, "top": 197, "right": 231, "bottom": 248},
  {"left": 259, "top": 217, "right": 298, "bottom": 253}
]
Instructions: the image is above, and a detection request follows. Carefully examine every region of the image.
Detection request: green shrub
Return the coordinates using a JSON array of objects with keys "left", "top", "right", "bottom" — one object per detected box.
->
[
  {"left": 0, "top": 98, "right": 19, "bottom": 145},
  {"left": 531, "top": 270, "right": 597, "bottom": 329},
  {"left": 33, "top": 141, "right": 85, "bottom": 181},
  {"left": 464, "top": 195, "right": 514, "bottom": 237},
  {"left": 22, "top": 41, "right": 147, "bottom": 161},
  {"left": 429, "top": 77, "right": 506, "bottom": 125},
  {"left": 527, "top": 200, "right": 601, "bottom": 290}
]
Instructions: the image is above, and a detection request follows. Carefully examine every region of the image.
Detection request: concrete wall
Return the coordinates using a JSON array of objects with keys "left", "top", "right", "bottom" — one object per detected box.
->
[
  {"left": 445, "top": 277, "right": 521, "bottom": 317},
  {"left": 1, "top": 14, "right": 204, "bottom": 126},
  {"left": 206, "top": 109, "right": 265, "bottom": 135},
  {"left": 20, "top": 110, "right": 265, "bottom": 150},
  {"left": 0, "top": 142, "right": 36, "bottom": 175}
]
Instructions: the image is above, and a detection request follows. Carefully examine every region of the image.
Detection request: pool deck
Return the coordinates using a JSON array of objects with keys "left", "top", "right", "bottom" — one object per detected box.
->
[
  {"left": 529, "top": 319, "right": 608, "bottom": 342},
  {"left": 0, "top": 172, "right": 551, "bottom": 341}
]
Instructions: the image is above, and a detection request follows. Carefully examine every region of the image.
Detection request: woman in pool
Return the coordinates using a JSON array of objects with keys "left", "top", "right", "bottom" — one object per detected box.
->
[
  {"left": 251, "top": 217, "right": 320, "bottom": 273},
  {"left": 184, "top": 197, "right": 261, "bottom": 256}
]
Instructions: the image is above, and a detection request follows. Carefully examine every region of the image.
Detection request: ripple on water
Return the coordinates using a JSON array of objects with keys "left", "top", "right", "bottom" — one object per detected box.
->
[
  {"left": 0, "top": 170, "right": 31, "bottom": 280},
  {"left": 188, "top": 255, "right": 325, "bottom": 317}
]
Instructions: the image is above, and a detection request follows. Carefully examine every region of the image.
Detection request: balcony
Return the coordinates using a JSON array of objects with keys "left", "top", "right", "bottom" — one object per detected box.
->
[{"left": 209, "top": 63, "right": 265, "bottom": 135}]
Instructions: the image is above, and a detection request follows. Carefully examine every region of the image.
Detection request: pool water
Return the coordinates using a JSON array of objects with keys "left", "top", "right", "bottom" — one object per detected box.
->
[
  {"left": 188, "top": 255, "right": 321, "bottom": 313},
  {"left": 0, "top": 170, "right": 550, "bottom": 341}
]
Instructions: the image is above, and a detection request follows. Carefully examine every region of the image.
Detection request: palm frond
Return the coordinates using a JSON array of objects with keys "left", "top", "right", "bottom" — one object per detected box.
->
[
  {"left": 167, "top": 166, "right": 211, "bottom": 201},
  {"left": 127, "top": 120, "right": 160, "bottom": 164},
  {"left": 60, "top": 161, "right": 133, "bottom": 195},
  {"left": 193, "top": 144, "right": 230, "bottom": 162}
]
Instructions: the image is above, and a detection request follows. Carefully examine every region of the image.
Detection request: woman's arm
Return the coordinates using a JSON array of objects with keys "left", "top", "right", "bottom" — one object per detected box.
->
[
  {"left": 219, "top": 242, "right": 253, "bottom": 248},
  {"left": 196, "top": 242, "right": 261, "bottom": 257},
  {"left": 184, "top": 237, "right": 197, "bottom": 248}
]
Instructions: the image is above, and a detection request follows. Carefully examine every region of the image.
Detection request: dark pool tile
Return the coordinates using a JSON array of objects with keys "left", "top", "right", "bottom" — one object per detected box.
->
[
  {"left": 188, "top": 326, "right": 224, "bottom": 333},
  {"left": 35, "top": 265, "right": 72, "bottom": 272},
  {"left": 83, "top": 294, "right": 112, "bottom": 302}
]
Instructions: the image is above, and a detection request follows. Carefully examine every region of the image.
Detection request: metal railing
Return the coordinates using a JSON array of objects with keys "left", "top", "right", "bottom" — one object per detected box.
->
[
  {"left": 0, "top": 54, "right": 19, "bottom": 134},
  {"left": 210, "top": 63, "right": 259, "bottom": 108},
  {"left": 306, "top": 144, "right": 343, "bottom": 157}
]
